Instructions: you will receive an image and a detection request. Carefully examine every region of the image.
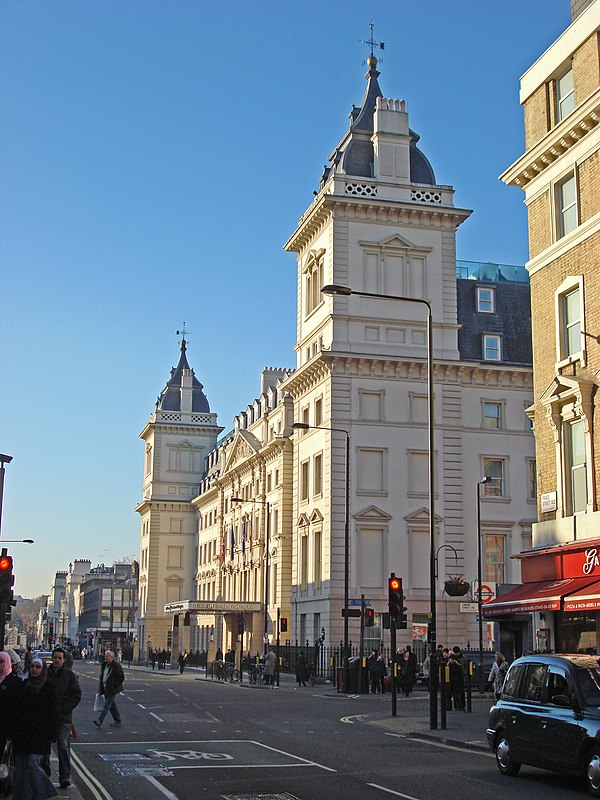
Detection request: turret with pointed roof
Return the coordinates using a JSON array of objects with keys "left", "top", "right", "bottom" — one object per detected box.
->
[{"left": 156, "top": 339, "right": 210, "bottom": 413}]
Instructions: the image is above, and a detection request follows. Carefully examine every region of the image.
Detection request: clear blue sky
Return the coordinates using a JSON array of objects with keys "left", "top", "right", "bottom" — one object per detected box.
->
[{"left": 1, "top": 1, "right": 571, "bottom": 598}]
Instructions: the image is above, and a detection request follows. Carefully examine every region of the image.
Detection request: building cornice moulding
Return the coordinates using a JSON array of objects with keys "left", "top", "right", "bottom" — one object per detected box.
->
[{"left": 501, "top": 88, "right": 600, "bottom": 189}]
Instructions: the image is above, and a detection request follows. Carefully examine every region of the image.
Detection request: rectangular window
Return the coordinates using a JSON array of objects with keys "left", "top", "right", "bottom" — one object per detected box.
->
[
  {"left": 483, "top": 334, "right": 501, "bottom": 361},
  {"left": 483, "top": 458, "right": 505, "bottom": 497},
  {"left": 314, "top": 397, "right": 323, "bottom": 427},
  {"left": 528, "top": 459, "right": 537, "bottom": 500},
  {"left": 407, "top": 451, "right": 428, "bottom": 496},
  {"left": 483, "top": 402, "right": 501, "bottom": 429},
  {"left": 562, "top": 287, "right": 581, "bottom": 358},
  {"left": 359, "top": 390, "right": 383, "bottom": 421},
  {"left": 485, "top": 533, "right": 505, "bottom": 583},
  {"left": 305, "top": 254, "right": 324, "bottom": 316},
  {"left": 556, "top": 67, "right": 575, "bottom": 121},
  {"left": 359, "top": 528, "right": 384, "bottom": 588},
  {"left": 557, "top": 174, "right": 577, "bottom": 238},
  {"left": 313, "top": 530, "right": 322, "bottom": 590},
  {"left": 301, "top": 406, "right": 310, "bottom": 430},
  {"left": 477, "top": 287, "right": 495, "bottom": 313},
  {"left": 357, "top": 448, "right": 386, "bottom": 493},
  {"left": 300, "top": 460, "right": 310, "bottom": 501},
  {"left": 567, "top": 419, "right": 587, "bottom": 513},
  {"left": 313, "top": 453, "right": 323, "bottom": 496},
  {"left": 267, "top": 473, "right": 272, "bottom": 492},
  {"left": 300, "top": 535, "right": 308, "bottom": 592},
  {"left": 167, "top": 546, "right": 182, "bottom": 569}
]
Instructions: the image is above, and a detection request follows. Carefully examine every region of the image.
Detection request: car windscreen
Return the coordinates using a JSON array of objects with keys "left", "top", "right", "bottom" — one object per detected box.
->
[{"left": 575, "top": 666, "right": 600, "bottom": 705}]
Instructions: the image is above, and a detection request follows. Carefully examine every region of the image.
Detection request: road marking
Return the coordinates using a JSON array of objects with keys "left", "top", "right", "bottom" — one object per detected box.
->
[
  {"left": 138, "top": 770, "right": 179, "bottom": 799},
  {"left": 387, "top": 734, "right": 494, "bottom": 758},
  {"left": 150, "top": 712, "right": 165, "bottom": 722},
  {"left": 137, "top": 704, "right": 146, "bottom": 709},
  {"left": 341, "top": 714, "right": 367, "bottom": 723},
  {"left": 71, "top": 751, "right": 113, "bottom": 800},
  {"left": 368, "top": 784, "right": 422, "bottom": 799},
  {"left": 192, "top": 703, "right": 220, "bottom": 722},
  {"left": 168, "top": 689, "right": 180, "bottom": 697},
  {"left": 248, "top": 740, "right": 336, "bottom": 772}
]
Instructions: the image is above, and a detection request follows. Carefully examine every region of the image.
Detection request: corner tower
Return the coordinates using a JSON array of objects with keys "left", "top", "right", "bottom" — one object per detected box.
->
[{"left": 136, "top": 338, "right": 223, "bottom": 655}]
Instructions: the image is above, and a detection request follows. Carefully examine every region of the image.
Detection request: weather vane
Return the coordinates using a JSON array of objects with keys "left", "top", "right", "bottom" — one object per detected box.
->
[
  {"left": 176, "top": 322, "right": 190, "bottom": 342},
  {"left": 360, "top": 20, "right": 384, "bottom": 64}
]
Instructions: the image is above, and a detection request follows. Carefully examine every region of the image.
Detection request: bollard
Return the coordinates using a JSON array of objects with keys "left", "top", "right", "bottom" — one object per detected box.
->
[
  {"left": 466, "top": 659, "right": 474, "bottom": 713},
  {"left": 439, "top": 664, "right": 448, "bottom": 730}
]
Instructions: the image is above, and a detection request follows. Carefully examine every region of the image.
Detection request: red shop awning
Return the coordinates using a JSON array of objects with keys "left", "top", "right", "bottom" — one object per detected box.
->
[
  {"left": 563, "top": 579, "right": 600, "bottom": 612},
  {"left": 483, "top": 577, "right": 597, "bottom": 618}
]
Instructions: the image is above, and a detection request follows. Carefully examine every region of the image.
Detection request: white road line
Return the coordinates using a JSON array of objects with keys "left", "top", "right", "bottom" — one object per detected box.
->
[
  {"left": 168, "top": 689, "right": 180, "bottom": 697},
  {"left": 138, "top": 770, "right": 179, "bottom": 799},
  {"left": 138, "top": 703, "right": 146, "bottom": 709},
  {"left": 150, "top": 712, "right": 165, "bottom": 722},
  {"left": 248, "top": 740, "right": 337, "bottom": 772},
  {"left": 169, "top": 762, "right": 317, "bottom": 771},
  {"left": 368, "top": 784, "right": 422, "bottom": 800},
  {"left": 395, "top": 734, "right": 494, "bottom": 757}
]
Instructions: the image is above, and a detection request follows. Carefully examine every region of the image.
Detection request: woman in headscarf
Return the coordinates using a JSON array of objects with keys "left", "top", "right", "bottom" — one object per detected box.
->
[
  {"left": 11, "top": 657, "right": 58, "bottom": 800},
  {"left": 0, "top": 651, "right": 20, "bottom": 797}
]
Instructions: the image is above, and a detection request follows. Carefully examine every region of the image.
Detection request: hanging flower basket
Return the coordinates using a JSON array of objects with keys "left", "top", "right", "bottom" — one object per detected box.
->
[{"left": 444, "top": 577, "right": 471, "bottom": 597}]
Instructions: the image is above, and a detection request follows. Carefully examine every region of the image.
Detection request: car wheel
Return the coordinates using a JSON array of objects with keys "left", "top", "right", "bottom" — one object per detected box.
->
[
  {"left": 495, "top": 734, "right": 521, "bottom": 776},
  {"left": 585, "top": 748, "right": 600, "bottom": 796}
]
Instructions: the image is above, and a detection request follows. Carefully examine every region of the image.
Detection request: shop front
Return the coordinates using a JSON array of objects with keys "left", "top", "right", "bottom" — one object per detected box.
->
[{"left": 484, "top": 539, "right": 600, "bottom": 655}]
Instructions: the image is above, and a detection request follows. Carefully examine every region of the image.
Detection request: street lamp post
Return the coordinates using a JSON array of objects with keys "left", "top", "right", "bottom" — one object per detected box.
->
[
  {"left": 476, "top": 476, "right": 492, "bottom": 693},
  {"left": 0, "top": 455, "right": 14, "bottom": 543},
  {"left": 292, "top": 422, "right": 350, "bottom": 693},
  {"left": 232, "top": 496, "right": 270, "bottom": 655},
  {"left": 322, "top": 284, "right": 437, "bottom": 727}
]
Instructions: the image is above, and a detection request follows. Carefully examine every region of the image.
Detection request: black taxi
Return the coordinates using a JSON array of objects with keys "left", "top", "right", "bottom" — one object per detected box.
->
[{"left": 487, "top": 654, "right": 600, "bottom": 795}]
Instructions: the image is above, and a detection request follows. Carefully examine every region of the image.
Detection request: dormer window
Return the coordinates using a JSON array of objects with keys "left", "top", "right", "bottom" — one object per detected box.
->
[{"left": 477, "top": 287, "right": 495, "bottom": 313}]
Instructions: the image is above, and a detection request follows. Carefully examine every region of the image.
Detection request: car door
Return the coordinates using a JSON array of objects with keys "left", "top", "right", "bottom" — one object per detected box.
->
[
  {"left": 537, "top": 665, "right": 583, "bottom": 773},
  {"left": 510, "top": 662, "right": 548, "bottom": 765}
]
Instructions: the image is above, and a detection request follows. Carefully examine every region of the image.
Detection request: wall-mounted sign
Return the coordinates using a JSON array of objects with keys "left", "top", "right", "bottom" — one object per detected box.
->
[{"left": 541, "top": 491, "right": 557, "bottom": 513}]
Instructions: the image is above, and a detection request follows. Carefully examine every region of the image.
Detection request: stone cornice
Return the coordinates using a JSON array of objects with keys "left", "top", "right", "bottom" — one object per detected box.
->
[
  {"left": 280, "top": 357, "right": 332, "bottom": 397},
  {"left": 289, "top": 351, "right": 533, "bottom": 389},
  {"left": 501, "top": 87, "right": 600, "bottom": 189},
  {"left": 284, "top": 194, "right": 472, "bottom": 255}
]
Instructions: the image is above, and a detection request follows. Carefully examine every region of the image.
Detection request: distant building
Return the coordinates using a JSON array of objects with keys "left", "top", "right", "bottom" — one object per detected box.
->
[{"left": 77, "top": 562, "right": 138, "bottom": 655}]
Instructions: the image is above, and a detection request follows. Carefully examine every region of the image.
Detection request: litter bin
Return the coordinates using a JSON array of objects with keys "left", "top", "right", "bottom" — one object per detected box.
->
[{"left": 346, "top": 656, "right": 361, "bottom": 693}]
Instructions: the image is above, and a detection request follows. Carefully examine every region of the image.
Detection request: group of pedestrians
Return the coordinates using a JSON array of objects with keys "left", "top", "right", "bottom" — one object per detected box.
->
[
  {"left": 0, "top": 646, "right": 81, "bottom": 799},
  {"left": 149, "top": 648, "right": 170, "bottom": 670},
  {"left": 367, "top": 646, "right": 419, "bottom": 696}
]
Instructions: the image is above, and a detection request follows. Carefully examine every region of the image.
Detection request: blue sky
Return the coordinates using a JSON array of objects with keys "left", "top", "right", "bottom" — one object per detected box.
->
[{"left": 1, "top": 1, "right": 571, "bottom": 598}]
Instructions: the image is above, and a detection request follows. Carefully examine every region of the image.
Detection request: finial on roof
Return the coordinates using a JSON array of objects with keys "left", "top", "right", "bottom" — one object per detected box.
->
[
  {"left": 360, "top": 20, "right": 384, "bottom": 62},
  {"left": 176, "top": 322, "right": 190, "bottom": 351}
]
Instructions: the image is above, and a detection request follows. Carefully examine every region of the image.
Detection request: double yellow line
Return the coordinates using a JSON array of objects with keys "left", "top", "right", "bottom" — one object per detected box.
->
[{"left": 71, "top": 750, "right": 113, "bottom": 800}]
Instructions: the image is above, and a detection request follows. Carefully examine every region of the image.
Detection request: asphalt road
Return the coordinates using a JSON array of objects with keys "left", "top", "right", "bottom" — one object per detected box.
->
[{"left": 69, "top": 662, "right": 590, "bottom": 800}]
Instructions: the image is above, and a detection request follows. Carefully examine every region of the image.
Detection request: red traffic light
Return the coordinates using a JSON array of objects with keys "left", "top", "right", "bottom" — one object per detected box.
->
[
  {"left": 389, "top": 577, "right": 400, "bottom": 591},
  {"left": 0, "top": 557, "right": 10, "bottom": 571}
]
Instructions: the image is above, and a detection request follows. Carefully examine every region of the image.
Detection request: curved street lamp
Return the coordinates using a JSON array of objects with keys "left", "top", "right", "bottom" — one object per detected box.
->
[
  {"left": 321, "top": 283, "right": 438, "bottom": 728},
  {"left": 476, "top": 476, "right": 492, "bottom": 692}
]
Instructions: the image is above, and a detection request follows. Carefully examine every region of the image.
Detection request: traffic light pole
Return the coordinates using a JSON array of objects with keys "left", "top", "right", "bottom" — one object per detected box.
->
[{"left": 390, "top": 619, "right": 397, "bottom": 717}]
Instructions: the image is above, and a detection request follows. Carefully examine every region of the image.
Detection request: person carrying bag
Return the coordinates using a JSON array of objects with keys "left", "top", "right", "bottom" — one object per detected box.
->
[{"left": 93, "top": 651, "right": 124, "bottom": 729}]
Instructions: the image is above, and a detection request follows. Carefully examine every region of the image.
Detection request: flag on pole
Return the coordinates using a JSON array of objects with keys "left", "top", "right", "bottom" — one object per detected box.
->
[
  {"left": 248, "top": 514, "right": 253, "bottom": 549},
  {"left": 221, "top": 522, "right": 225, "bottom": 562},
  {"left": 230, "top": 523, "right": 235, "bottom": 560},
  {"left": 241, "top": 518, "right": 246, "bottom": 556}
]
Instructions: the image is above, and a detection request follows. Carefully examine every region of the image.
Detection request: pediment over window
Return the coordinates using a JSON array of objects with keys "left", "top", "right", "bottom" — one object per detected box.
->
[
  {"left": 358, "top": 234, "right": 433, "bottom": 253},
  {"left": 354, "top": 505, "right": 392, "bottom": 523},
  {"left": 222, "top": 430, "right": 262, "bottom": 474},
  {"left": 310, "top": 509, "right": 324, "bottom": 524},
  {"left": 297, "top": 513, "right": 310, "bottom": 527},
  {"left": 302, "top": 248, "right": 325, "bottom": 273},
  {"left": 404, "top": 507, "right": 443, "bottom": 525},
  {"left": 165, "top": 574, "right": 183, "bottom": 584},
  {"left": 540, "top": 374, "right": 596, "bottom": 437}
]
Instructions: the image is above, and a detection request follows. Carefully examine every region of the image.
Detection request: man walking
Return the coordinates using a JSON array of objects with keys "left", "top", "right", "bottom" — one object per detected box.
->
[
  {"left": 93, "top": 650, "right": 125, "bottom": 728},
  {"left": 45, "top": 646, "right": 82, "bottom": 789}
]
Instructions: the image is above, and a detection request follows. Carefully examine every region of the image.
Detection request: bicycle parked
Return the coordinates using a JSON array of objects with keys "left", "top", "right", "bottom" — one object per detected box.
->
[{"left": 213, "top": 660, "right": 240, "bottom": 682}]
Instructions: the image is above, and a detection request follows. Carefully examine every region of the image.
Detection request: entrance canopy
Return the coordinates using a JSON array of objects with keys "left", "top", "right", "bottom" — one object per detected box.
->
[
  {"left": 483, "top": 577, "right": 597, "bottom": 618},
  {"left": 164, "top": 600, "right": 261, "bottom": 614}
]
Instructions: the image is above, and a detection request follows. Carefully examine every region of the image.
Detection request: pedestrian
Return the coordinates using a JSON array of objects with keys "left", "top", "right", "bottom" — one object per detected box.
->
[
  {"left": 399, "top": 650, "right": 416, "bottom": 697},
  {"left": 177, "top": 652, "right": 187, "bottom": 674},
  {"left": 488, "top": 652, "right": 509, "bottom": 700},
  {"left": 93, "top": 650, "right": 125, "bottom": 729},
  {"left": 0, "top": 651, "right": 21, "bottom": 797},
  {"left": 295, "top": 653, "right": 308, "bottom": 687},
  {"left": 451, "top": 646, "right": 467, "bottom": 708},
  {"left": 150, "top": 649, "right": 156, "bottom": 670},
  {"left": 11, "top": 657, "right": 58, "bottom": 800},
  {"left": 367, "top": 649, "right": 380, "bottom": 694},
  {"left": 376, "top": 653, "right": 387, "bottom": 694},
  {"left": 448, "top": 654, "right": 465, "bottom": 710},
  {"left": 23, "top": 647, "right": 33, "bottom": 676},
  {"left": 44, "top": 646, "right": 81, "bottom": 789},
  {"left": 5, "top": 650, "right": 25, "bottom": 681},
  {"left": 263, "top": 650, "right": 276, "bottom": 687}
]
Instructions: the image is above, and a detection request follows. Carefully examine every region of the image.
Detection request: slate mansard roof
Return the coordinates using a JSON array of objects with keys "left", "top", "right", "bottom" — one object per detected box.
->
[{"left": 156, "top": 339, "right": 210, "bottom": 413}]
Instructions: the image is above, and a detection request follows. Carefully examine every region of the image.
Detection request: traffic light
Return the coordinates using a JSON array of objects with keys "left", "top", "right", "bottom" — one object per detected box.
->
[
  {"left": 0, "top": 550, "right": 14, "bottom": 606},
  {"left": 280, "top": 617, "right": 288, "bottom": 633},
  {"left": 388, "top": 573, "right": 402, "bottom": 619},
  {"left": 364, "top": 608, "right": 375, "bottom": 627}
]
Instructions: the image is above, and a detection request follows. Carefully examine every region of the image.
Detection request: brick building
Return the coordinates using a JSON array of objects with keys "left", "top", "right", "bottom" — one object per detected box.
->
[{"left": 487, "top": 0, "right": 600, "bottom": 653}]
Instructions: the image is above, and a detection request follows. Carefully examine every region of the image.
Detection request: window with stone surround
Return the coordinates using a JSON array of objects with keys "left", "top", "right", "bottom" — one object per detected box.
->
[
  {"left": 313, "top": 529, "right": 322, "bottom": 590},
  {"left": 357, "top": 448, "right": 387, "bottom": 494},
  {"left": 304, "top": 250, "right": 324, "bottom": 317},
  {"left": 482, "top": 457, "right": 507, "bottom": 498},
  {"left": 556, "top": 173, "right": 578, "bottom": 238},
  {"left": 566, "top": 418, "right": 588, "bottom": 514},
  {"left": 313, "top": 453, "right": 323, "bottom": 496},
  {"left": 300, "top": 460, "right": 310, "bottom": 502},
  {"left": 556, "top": 277, "right": 584, "bottom": 365},
  {"left": 556, "top": 67, "right": 575, "bottom": 122},
  {"left": 359, "top": 389, "right": 384, "bottom": 421},
  {"left": 483, "top": 402, "right": 502, "bottom": 430},
  {"left": 484, "top": 533, "right": 506, "bottom": 583}
]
